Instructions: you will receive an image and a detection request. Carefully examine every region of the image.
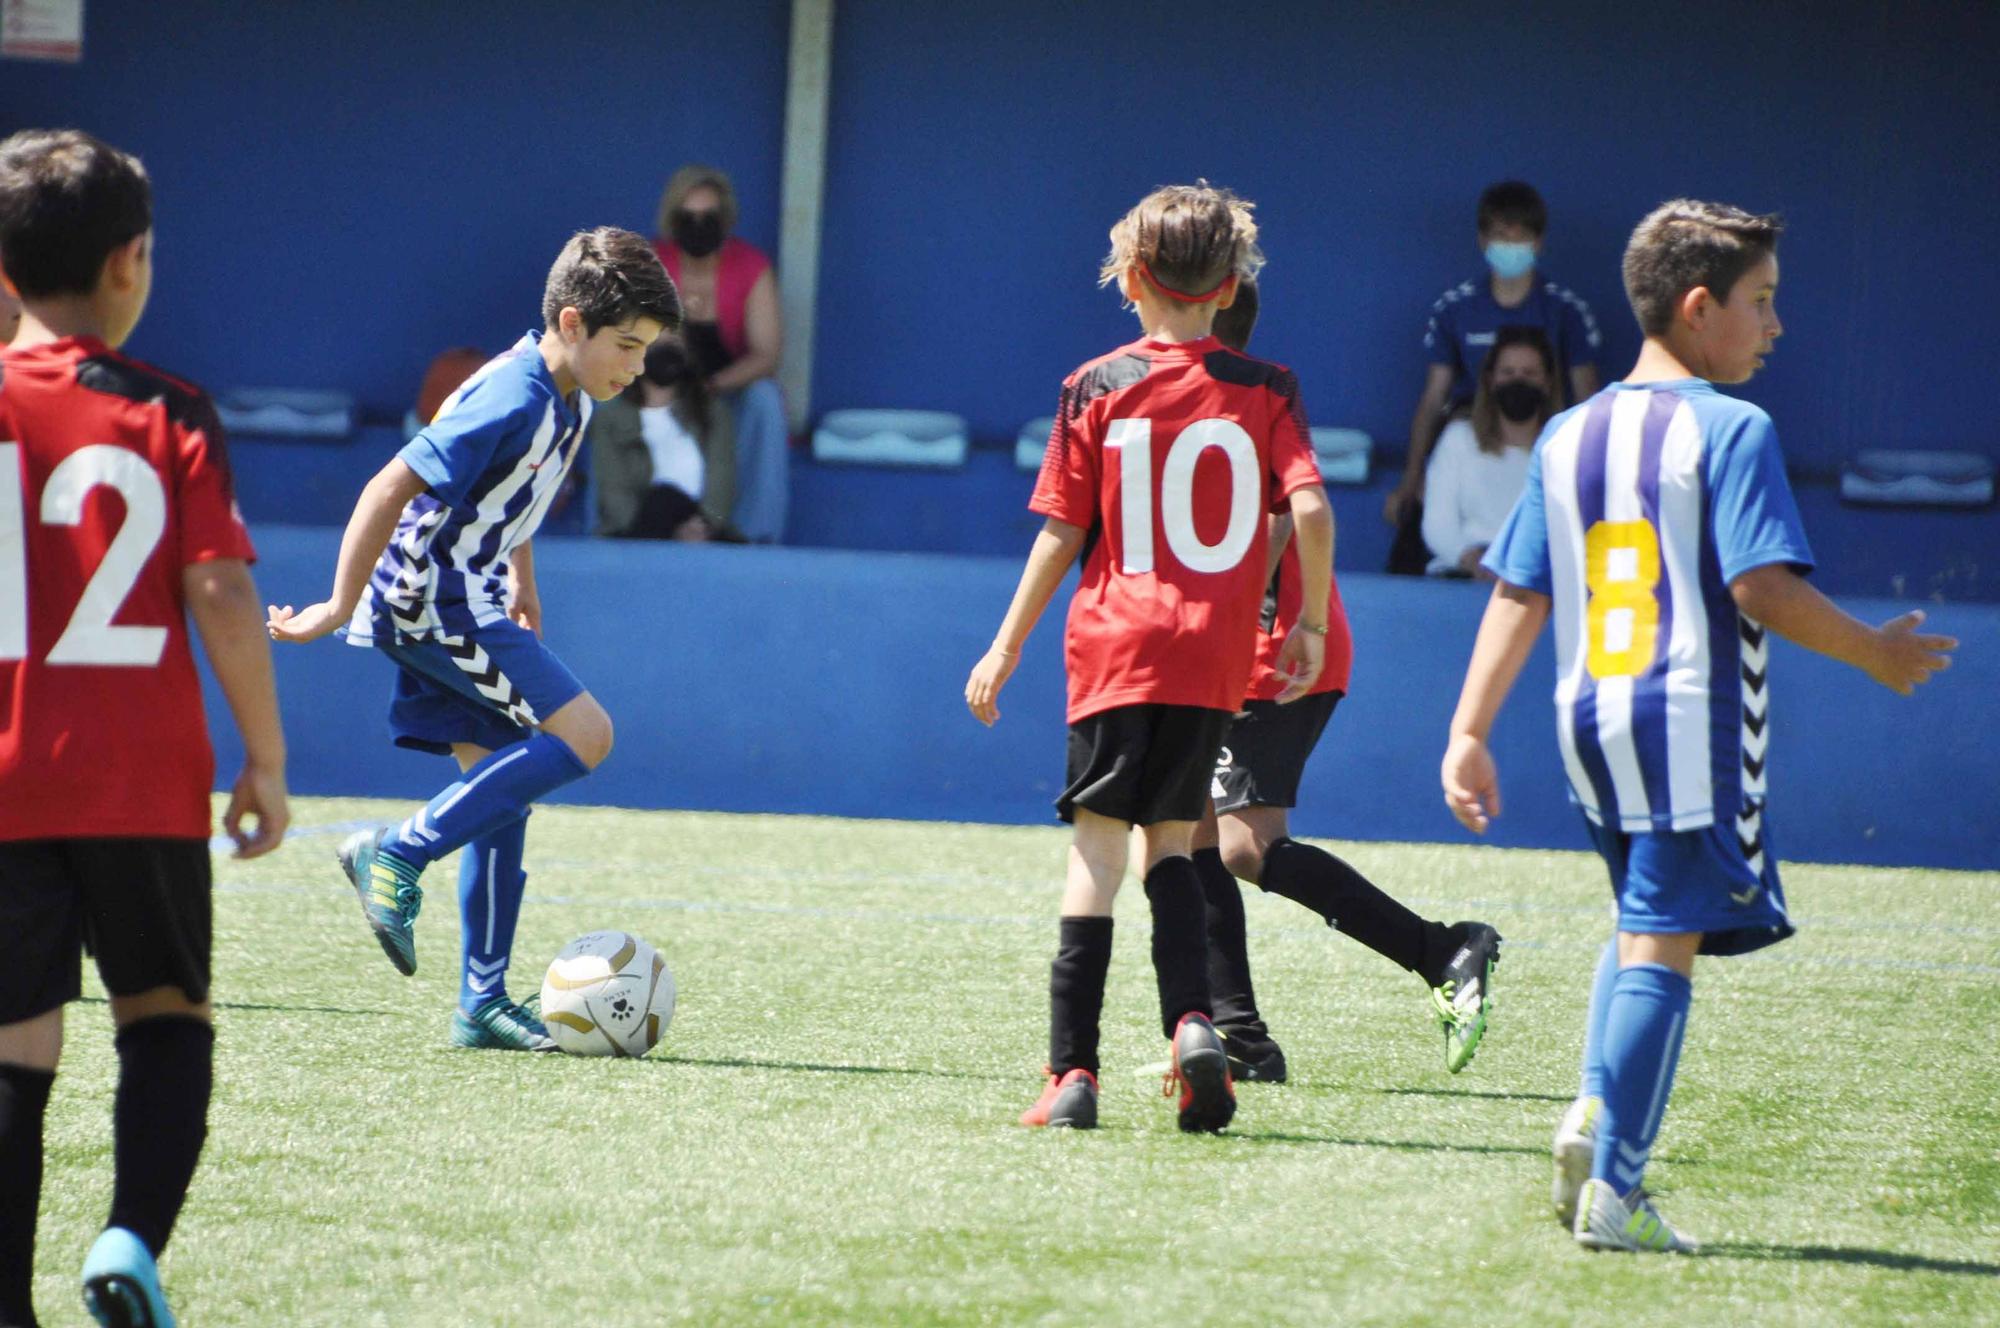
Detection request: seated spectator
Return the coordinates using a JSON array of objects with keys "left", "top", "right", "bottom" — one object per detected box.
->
[
  {"left": 1387, "top": 180, "right": 1602, "bottom": 572},
  {"left": 652, "top": 164, "right": 787, "bottom": 542},
  {"left": 1421, "top": 325, "right": 1559, "bottom": 578},
  {"left": 587, "top": 335, "right": 742, "bottom": 542}
]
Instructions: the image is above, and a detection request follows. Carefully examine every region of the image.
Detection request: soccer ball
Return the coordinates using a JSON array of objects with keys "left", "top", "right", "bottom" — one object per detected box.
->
[{"left": 539, "top": 930, "right": 675, "bottom": 1058}]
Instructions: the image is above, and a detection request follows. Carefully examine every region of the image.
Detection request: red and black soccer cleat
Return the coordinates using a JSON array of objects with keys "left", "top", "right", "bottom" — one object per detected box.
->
[
  {"left": 1165, "top": 1013, "right": 1236, "bottom": 1133},
  {"left": 1020, "top": 1066, "right": 1100, "bottom": 1129}
]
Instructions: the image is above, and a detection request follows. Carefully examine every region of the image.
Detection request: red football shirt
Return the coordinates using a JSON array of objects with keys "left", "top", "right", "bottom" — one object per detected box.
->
[
  {"left": 0, "top": 336, "right": 255, "bottom": 841},
  {"left": 1245, "top": 544, "right": 1354, "bottom": 701},
  {"left": 1030, "top": 336, "right": 1323, "bottom": 722}
]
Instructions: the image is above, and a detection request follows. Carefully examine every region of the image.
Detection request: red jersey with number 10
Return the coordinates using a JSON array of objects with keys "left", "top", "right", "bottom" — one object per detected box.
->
[
  {"left": 0, "top": 336, "right": 255, "bottom": 841},
  {"left": 1030, "top": 336, "right": 1323, "bottom": 722}
]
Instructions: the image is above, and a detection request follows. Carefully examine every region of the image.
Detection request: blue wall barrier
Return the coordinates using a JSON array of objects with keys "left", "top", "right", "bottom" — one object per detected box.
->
[
  {"left": 8, "top": 0, "right": 1997, "bottom": 475},
  {"left": 216, "top": 529, "right": 1998, "bottom": 870}
]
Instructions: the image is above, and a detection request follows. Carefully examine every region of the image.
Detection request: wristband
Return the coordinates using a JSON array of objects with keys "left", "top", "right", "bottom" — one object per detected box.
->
[{"left": 1298, "top": 621, "right": 1329, "bottom": 637}]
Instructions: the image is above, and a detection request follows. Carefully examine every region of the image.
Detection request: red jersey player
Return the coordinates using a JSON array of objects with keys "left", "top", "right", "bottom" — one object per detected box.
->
[
  {"left": 1191, "top": 280, "right": 1504, "bottom": 1087},
  {"left": 965, "top": 183, "right": 1331, "bottom": 1134},
  {"left": 0, "top": 129, "right": 287, "bottom": 1328}
]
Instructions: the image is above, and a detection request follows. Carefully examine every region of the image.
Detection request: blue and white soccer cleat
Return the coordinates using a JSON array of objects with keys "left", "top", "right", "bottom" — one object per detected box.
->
[
  {"left": 81, "top": 1226, "right": 175, "bottom": 1328},
  {"left": 1552, "top": 1093, "right": 1602, "bottom": 1228},
  {"left": 338, "top": 826, "right": 423, "bottom": 976}
]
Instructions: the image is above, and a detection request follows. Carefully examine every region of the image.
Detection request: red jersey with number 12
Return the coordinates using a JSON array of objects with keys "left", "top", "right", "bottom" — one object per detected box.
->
[
  {"left": 0, "top": 336, "right": 255, "bottom": 841},
  {"left": 1030, "top": 336, "right": 1323, "bottom": 722}
]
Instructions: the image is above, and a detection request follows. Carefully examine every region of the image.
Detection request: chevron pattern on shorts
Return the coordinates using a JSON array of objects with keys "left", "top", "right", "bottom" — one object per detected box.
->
[
  {"left": 1736, "top": 616, "right": 1770, "bottom": 882},
  {"left": 440, "top": 634, "right": 539, "bottom": 729}
]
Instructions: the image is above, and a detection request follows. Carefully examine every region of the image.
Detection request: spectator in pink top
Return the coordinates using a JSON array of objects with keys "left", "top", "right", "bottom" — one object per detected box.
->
[{"left": 653, "top": 164, "right": 788, "bottom": 542}]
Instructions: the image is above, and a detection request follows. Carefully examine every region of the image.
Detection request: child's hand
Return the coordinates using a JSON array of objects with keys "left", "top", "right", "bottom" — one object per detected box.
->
[
  {"left": 965, "top": 647, "right": 1019, "bottom": 727},
  {"left": 223, "top": 760, "right": 290, "bottom": 859},
  {"left": 1273, "top": 626, "right": 1325, "bottom": 703},
  {"left": 1867, "top": 609, "right": 1957, "bottom": 695},
  {"left": 509, "top": 587, "right": 542, "bottom": 636},
  {"left": 1441, "top": 733, "right": 1501, "bottom": 834},
  {"left": 265, "top": 601, "right": 345, "bottom": 643}
]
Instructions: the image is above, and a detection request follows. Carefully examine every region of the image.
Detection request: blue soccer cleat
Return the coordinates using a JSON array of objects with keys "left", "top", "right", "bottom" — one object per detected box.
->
[
  {"left": 451, "top": 995, "right": 557, "bottom": 1052},
  {"left": 81, "top": 1226, "right": 174, "bottom": 1328},
  {"left": 338, "top": 826, "right": 423, "bottom": 976}
]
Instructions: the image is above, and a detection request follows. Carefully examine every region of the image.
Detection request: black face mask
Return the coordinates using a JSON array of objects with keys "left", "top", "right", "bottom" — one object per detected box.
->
[
  {"left": 671, "top": 209, "right": 725, "bottom": 258},
  {"left": 1493, "top": 379, "right": 1547, "bottom": 423}
]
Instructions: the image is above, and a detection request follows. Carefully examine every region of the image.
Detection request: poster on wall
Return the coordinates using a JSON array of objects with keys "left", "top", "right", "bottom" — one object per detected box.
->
[{"left": 1, "top": 0, "right": 84, "bottom": 62}]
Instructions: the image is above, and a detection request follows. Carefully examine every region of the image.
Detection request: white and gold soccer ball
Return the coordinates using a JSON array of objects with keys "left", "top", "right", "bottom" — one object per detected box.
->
[{"left": 539, "top": 930, "right": 675, "bottom": 1058}]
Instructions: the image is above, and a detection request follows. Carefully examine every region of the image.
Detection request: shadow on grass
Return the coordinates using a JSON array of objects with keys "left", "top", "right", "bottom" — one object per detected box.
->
[
  {"left": 1231, "top": 1130, "right": 1546, "bottom": 1158},
  {"left": 1377, "top": 1086, "right": 1574, "bottom": 1103},
  {"left": 654, "top": 1053, "right": 1014, "bottom": 1083},
  {"left": 78, "top": 995, "right": 390, "bottom": 1019},
  {"left": 1699, "top": 1243, "right": 2000, "bottom": 1278}
]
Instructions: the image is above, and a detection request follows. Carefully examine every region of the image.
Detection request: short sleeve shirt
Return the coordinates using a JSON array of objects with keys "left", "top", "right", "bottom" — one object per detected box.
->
[
  {"left": 1030, "top": 336, "right": 1324, "bottom": 721},
  {"left": 1425, "top": 276, "right": 1602, "bottom": 409},
  {"left": 0, "top": 337, "right": 255, "bottom": 839},
  {"left": 1484, "top": 380, "right": 1813, "bottom": 832}
]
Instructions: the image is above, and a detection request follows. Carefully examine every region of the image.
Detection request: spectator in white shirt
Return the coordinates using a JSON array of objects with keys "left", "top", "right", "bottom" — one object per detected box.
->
[
  {"left": 587, "top": 335, "right": 743, "bottom": 541},
  {"left": 1422, "top": 325, "right": 1560, "bottom": 578}
]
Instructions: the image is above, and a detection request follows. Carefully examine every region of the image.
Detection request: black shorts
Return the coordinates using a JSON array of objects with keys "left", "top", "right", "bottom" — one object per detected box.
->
[
  {"left": 1058, "top": 704, "right": 1234, "bottom": 826},
  {"left": 1212, "top": 691, "right": 1343, "bottom": 814},
  {"left": 0, "top": 838, "right": 212, "bottom": 1023}
]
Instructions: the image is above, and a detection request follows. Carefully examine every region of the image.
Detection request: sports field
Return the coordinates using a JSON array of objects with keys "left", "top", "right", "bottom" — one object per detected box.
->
[{"left": 32, "top": 798, "right": 2000, "bottom": 1325}]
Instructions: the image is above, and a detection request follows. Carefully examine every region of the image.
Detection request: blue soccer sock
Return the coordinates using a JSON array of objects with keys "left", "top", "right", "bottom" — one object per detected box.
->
[
  {"left": 1578, "top": 936, "right": 1620, "bottom": 1100},
  {"left": 388, "top": 732, "right": 588, "bottom": 872},
  {"left": 458, "top": 812, "right": 529, "bottom": 1014},
  {"left": 1591, "top": 962, "right": 1692, "bottom": 1196}
]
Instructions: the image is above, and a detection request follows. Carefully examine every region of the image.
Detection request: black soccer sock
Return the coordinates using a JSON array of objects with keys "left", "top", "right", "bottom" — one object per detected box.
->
[
  {"left": 1144, "top": 856, "right": 1213, "bottom": 1041},
  {"left": 1192, "top": 847, "right": 1264, "bottom": 1034},
  {"left": 108, "top": 1016, "right": 213, "bottom": 1258},
  {"left": 1260, "top": 838, "right": 1449, "bottom": 979},
  {"left": 1048, "top": 916, "right": 1113, "bottom": 1076},
  {"left": 0, "top": 1063, "right": 56, "bottom": 1328}
]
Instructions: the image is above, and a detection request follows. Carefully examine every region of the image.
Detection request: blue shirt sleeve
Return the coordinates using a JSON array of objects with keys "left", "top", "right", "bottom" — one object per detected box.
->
[
  {"left": 1708, "top": 410, "right": 1815, "bottom": 583},
  {"left": 1425, "top": 297, "right": 1457, "bottom": 369},
  {"left": 1560, "top": 289, "right": 1602, "bottom": 362},
  {"left": 1481, "top": 436, "right": 1552, "bottom": 594},
  {"left": 397, "top": 377, "right": 539, "bottom": 509}
]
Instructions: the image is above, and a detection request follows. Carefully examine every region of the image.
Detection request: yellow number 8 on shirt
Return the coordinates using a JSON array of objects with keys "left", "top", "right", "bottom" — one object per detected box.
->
[{"left": 1584, "top": 519, "right": 1661, "bottom": 679}]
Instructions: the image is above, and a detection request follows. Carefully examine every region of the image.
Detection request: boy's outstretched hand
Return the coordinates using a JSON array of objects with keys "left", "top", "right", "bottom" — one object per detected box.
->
[
  {"left": 965, "top": 647, "right": 1018, "bottom": 727},
  {"left": 1441, "top": 732, "right": 1501, "bottom": 834},
  {"left": 1866, "top": 609, "right": 1956, "bottom": 695},
  {"left": 265, "top": 601, "right": 345, "bottom": 643}
]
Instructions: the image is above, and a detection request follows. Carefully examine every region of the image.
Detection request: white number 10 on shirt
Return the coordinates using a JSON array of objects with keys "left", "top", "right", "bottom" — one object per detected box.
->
[{"left": 1105, "top": 418, "right": 1261, "bottom": 575}]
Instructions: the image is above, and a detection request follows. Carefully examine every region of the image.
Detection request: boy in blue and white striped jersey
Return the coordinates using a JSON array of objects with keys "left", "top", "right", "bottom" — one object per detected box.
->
[
  {"left": 269, "top": 227, "right": 679, "bottom": 1050},
  {"left": 1440, "top": 199, "right": 1954, "bottom": 1252}
]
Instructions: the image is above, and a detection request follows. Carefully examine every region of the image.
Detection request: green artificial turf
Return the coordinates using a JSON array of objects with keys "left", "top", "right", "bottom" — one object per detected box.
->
[{"left": 28, "top": 799, "right": 2000, "bottom": 1325}]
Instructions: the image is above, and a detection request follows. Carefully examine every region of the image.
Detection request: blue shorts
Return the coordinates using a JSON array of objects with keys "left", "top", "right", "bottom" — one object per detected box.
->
[
  {"left": 363, "top": 622, "right": 586, "bottom": 756},
  {"left": 1583, "top": 806, "right": 1793, "bottom": 957}
]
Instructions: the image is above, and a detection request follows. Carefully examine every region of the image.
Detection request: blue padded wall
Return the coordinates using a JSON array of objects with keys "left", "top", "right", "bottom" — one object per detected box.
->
[{"left": 215, "top": 530, "right": 1999, "bottom": 870}]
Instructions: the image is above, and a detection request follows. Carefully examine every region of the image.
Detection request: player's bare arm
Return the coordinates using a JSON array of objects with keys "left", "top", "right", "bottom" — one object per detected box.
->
[
  {"left": 1730, "top": 563, "right": 1956, "bottom": 695},
  {"left": 185, "top": 557, "right": 290, "bottom": 858},
  {"left": 1274, "top": 485, "right": 1332, "bottom": 703},
  {"left": 965, "top": 516, "right": 1087, "bottom": 727},
  {"left": 1442, "top": 579, "right": 1551, "bottom": 833},
  {"left": 267, "top": 458, "right": 429, "bottom": 643},
  {"left": 508, "top": 539, "right": 542, "bottom": 636}
]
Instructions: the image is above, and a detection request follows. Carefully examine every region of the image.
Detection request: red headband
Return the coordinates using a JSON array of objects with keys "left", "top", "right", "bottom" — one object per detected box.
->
[{"left": 1140, "top": 262, "right": 1232, "bottom": 304}]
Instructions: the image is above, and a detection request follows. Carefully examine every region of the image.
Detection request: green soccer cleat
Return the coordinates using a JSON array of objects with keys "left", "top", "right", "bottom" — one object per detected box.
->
[
  {"left": 1574, "top": 1178, "right": 1699, "bottom": 1254},
  {"left": 451, "top": 996, "right": 558, "bottom": 1052},
  {"left": 1552, "top": 1093, "right": 1602, "bottom": 1228},
  {"left": 338, "top": 826, "right": 423, "bottom": 976},
  {"left": 1429, "top": 922, "right": 1501, "bottom": 1073}
]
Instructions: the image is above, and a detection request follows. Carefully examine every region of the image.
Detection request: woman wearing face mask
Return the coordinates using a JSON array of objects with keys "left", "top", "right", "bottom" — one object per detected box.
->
[
  {"left": 652, "top": 163, "right": 787, "bottom": 542},
  {"left": 1421, "top": 325, "right": 1560, "bottom": 578}
]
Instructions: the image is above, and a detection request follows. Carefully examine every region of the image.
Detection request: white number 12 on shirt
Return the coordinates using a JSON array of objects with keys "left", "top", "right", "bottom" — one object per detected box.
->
[{"left": 1104, "top": 417, "right": 1261, "bottom": 575}]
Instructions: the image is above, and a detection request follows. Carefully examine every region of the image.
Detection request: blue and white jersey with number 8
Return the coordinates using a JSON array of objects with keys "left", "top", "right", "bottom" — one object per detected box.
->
[{"left": 1483, "top": 379, "right": 1814, "bottom": 833}]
